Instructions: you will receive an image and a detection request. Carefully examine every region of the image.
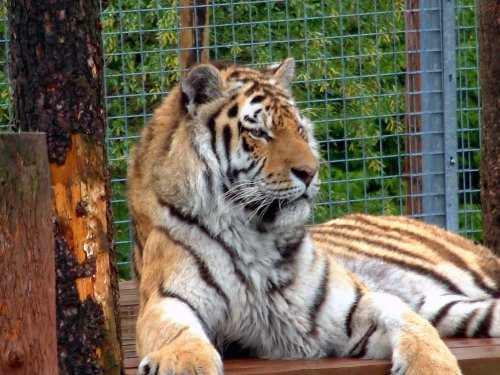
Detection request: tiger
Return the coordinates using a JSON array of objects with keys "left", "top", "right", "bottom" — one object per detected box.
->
[{"left": 127, "top": 58, "right": 499, "bottom": 375}]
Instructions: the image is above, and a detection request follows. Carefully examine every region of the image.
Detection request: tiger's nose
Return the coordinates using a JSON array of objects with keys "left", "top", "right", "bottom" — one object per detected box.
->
[{"left": 291, "top": 165, "right": 318, "bottom": 187}]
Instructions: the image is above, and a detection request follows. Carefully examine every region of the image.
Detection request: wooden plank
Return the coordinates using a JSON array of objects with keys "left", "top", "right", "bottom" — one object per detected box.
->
[
  {"left": 120, "top": 281, "right": 500, "bottom": 375},
  {"left": 0, "top": 133, "right": 58, "bottom": 374},
  {"left": 124, "top": 339, "right": 500, "bottom": 375}
]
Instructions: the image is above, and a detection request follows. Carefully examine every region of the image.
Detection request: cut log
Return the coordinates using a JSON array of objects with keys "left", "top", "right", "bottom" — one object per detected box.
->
[
  {"left": 0, "top": 133, "right": 57, "bottom": 375},
  {"left": 7, "top": 0, "right": 124, "bottom": 372}
]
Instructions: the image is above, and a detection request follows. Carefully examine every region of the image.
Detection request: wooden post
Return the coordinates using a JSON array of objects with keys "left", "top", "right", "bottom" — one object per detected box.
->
[
  {"left": 404, "top": 0, "right": 423, "bottom": 216},
  {"left": 179, "top": 0, "right": 210, "bottom": 76},
  {"left": 478, "top": 0, "right": 500, "bottom": 254},
  {"left": 0, "top": 133, "right": 57, "bottom": 374},
  {"left": 7, "top": 0, "right": 124, "bottom": 373}
]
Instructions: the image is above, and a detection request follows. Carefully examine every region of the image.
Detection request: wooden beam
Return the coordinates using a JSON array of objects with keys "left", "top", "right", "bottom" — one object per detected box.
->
[
  {"left": 179, "top": 0, "right": 210, "bottom": 76},
  {"left": 404, "top": 0, "right": 423, "bottom": 217},
  {"left": 0, "top": 133, "right": 57, "bottom": 374}
]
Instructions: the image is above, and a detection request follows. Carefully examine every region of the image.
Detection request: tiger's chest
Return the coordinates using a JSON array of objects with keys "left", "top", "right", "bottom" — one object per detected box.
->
[{"left": 214, "top": 232, "right": 328, "bottom": 358}]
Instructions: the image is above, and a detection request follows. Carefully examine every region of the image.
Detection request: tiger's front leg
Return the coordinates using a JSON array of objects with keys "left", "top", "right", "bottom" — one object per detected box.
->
[
  {"left": 136, "top": 292, "right": 222, "bottom": 375},
  {"left": 344, "top": 291, "right": 461, "bottom": 375},
  {"left": 136, "top": 228, "right": 224, "bottom": 375}
]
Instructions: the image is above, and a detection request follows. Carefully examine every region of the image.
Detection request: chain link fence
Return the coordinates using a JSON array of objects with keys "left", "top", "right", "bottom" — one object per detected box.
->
[{"left": 0, "top": 0, "right": 483, "bottom": 279}]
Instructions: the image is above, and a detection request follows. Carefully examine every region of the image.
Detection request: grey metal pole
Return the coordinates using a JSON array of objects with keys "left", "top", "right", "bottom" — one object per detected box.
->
[{"left": 419, "top": 0, "right": 458, "bottom": 231}]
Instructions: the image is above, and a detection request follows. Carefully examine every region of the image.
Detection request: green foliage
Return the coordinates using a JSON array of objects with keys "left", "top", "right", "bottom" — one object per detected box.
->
[
  {"left": 0, "top": 1, "right": 484, "bottom": 279},
  {"left": 212, "top": 0, "right": 408, "bottom": 223}
]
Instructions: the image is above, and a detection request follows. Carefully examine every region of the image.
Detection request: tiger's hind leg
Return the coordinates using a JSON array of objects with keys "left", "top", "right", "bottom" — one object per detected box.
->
[
  {"left": 418, "top": 294, "right": 499, "bottom": 338},
  {"left": 342, "top": 291, "right": 462, "bottom": 375}
]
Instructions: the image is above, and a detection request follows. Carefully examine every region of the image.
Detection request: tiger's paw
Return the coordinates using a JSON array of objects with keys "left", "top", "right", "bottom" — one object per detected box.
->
[
  {"left": 392, "top": 323, "right": 461, "bottom": 375},
  {"left": 138, "top": 338, "right": 223, "bottom": 375}
]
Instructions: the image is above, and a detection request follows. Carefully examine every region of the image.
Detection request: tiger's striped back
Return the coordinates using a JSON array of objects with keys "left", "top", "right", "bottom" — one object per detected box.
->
[{"left": 310, "top": 214, "right": 499, "bottom": 338}]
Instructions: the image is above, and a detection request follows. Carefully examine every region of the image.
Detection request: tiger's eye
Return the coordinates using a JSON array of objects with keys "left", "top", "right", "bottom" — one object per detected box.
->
[{"left": 249, "top": 128, "right": 265, "bottom": 139}]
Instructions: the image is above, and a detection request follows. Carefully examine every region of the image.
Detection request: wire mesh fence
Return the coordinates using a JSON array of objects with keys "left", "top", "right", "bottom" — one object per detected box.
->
[{"left": 0, "top": 0, "right": 484, "bottom": 279}]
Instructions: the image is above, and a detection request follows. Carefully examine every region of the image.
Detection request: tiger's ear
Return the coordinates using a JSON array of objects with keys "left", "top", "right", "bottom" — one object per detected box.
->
[
  {"left": 270, "top": 58, "right": 295, "bottom": 89},
  {"left": 181, "top": 64, "right": 223, "bottom": 114}
]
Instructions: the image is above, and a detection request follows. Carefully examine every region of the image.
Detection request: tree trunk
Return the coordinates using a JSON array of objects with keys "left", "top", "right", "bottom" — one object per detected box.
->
[
  {"left": 478, "top": 1, "right": 500, "bottom": 254},
  {"left": 8, "top": 0, "right": 124, "bottom": 373},
  {"left": 0, "top": 133, "right": 58, "bottom": 375}
]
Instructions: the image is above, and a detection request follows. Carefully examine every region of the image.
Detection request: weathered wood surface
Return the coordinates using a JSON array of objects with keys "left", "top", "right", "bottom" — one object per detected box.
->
[
  {"left": 404, "top": 0, "right": 423, "bottom": 217},
  {"left": 0, "top": 133, "right": 58, "bottom": 374},
  {"left": 179, "top": 0, "right": 210, "bottom": 75},
  {"left": 478, "top": 0, "right": 500, "bottom": 254},
  {"left": 120, "top": 280, "right": 500, "bottom": 375},
  {"left": 8, "top": 0, "right": 124, "bottom": 372}
]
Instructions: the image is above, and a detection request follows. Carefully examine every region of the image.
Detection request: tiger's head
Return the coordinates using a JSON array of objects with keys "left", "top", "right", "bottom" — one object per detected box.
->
[
  {"left": 145, "top": 58, "right": 320, "bottom": 230},
  {"left": 181, "top": 58, "right": 320, "bottom": 228}
]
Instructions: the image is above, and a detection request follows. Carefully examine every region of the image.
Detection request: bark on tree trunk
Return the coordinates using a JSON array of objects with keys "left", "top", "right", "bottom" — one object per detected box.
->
[
  {"left": 8, "top": 0, "right": 124, "bottom": 373},
  {"left": 0, "top": 133, "right": 58, "bottom": 375},
  {"left": 478, "top": 1, "right": 500, "bottom": 254}
]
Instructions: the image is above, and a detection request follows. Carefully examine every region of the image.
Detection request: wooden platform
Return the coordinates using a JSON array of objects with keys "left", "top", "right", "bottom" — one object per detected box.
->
[{"left": 120, "top": 281, "right": 500, "bottom": 375}]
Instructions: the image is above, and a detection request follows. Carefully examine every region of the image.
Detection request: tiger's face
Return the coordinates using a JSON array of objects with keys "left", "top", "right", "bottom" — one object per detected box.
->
[{"left": 182, "top": 58, "right": 320, "bottom": 226}]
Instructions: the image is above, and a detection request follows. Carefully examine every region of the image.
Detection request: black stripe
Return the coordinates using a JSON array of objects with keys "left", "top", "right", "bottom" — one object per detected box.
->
[
  {"left": 227, "top": 104, "right": 238, "bottom": 118},
  {"left": 310, "top": 225, "right": 436, "bottom": 265},
  {"left": 414, "top": 296, "right": 426, "bottom": 312},
  {"left": 241, "top": 136, "right": 253, "bottom": 152},
  {"left": 473, "top": 302, "right": 495, "bottom": 337},
  {"left": 159, "top": 286, "right": 210, "bottom": 335},
  {"left": 452, "top": 307, "right": 480, "bottom": 338},
  {"left": 349, "top": 324, "right": 377, "bottom": 357},
  {"left": 278, "top": 235, "right": 305, "bottom": 259},
  {"left": 157, "top": 226, "right": 230, "bottom": 308},
  {"left": 169, "top": 326, "right": 189, "bottom": 344},
  {"left": 207, "top": 109, "right": 221, "bottom": 157},
  {"left": 274, "top": 235, "right": 305, "bottom": 269},
  {"left": 251, "top": 95, "right": 265, "bottom": 104},
  {"left": 250, "top": 158, "right": 266, "bottom": 179},
  {"left": 142, "top": 363, "right": 158, "bottom": 375},
  {"left": 431, "top": 300, "right": 461, "bottom": 326},
  {"left": 345, "top": 285, "right": 362, "bottom": 337},
  {"left": 244, "top": 83, "right": 258, "bottom": 96},
  {"left": 156, "top": 197, "right": 250, "bottom": 287},
  {"left": 223, "top": 125, "right": 232, "bottom": 164},
  {"left": 232, "top": 160, "right": 257, "bottom": 179},
  {"left": 269, "top": 236, "right": 305, "bottom": 293},
  {"left": 314, "top": 234, "right": 464, "bottom": 295},
  {"left": 243, "top": 115, "right": 257, "bottom": 124},
  {"left": 353, "top": 215, "right": 499, "bottom": 297},
  {"left": 308, "top": 257, "right": 330, "bottom": 336}
]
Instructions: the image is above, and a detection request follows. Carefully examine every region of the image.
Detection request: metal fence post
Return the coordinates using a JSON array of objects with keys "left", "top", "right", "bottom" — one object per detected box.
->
[{"left": 419, "top": 0, "right": 458, "bottom": 231}]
